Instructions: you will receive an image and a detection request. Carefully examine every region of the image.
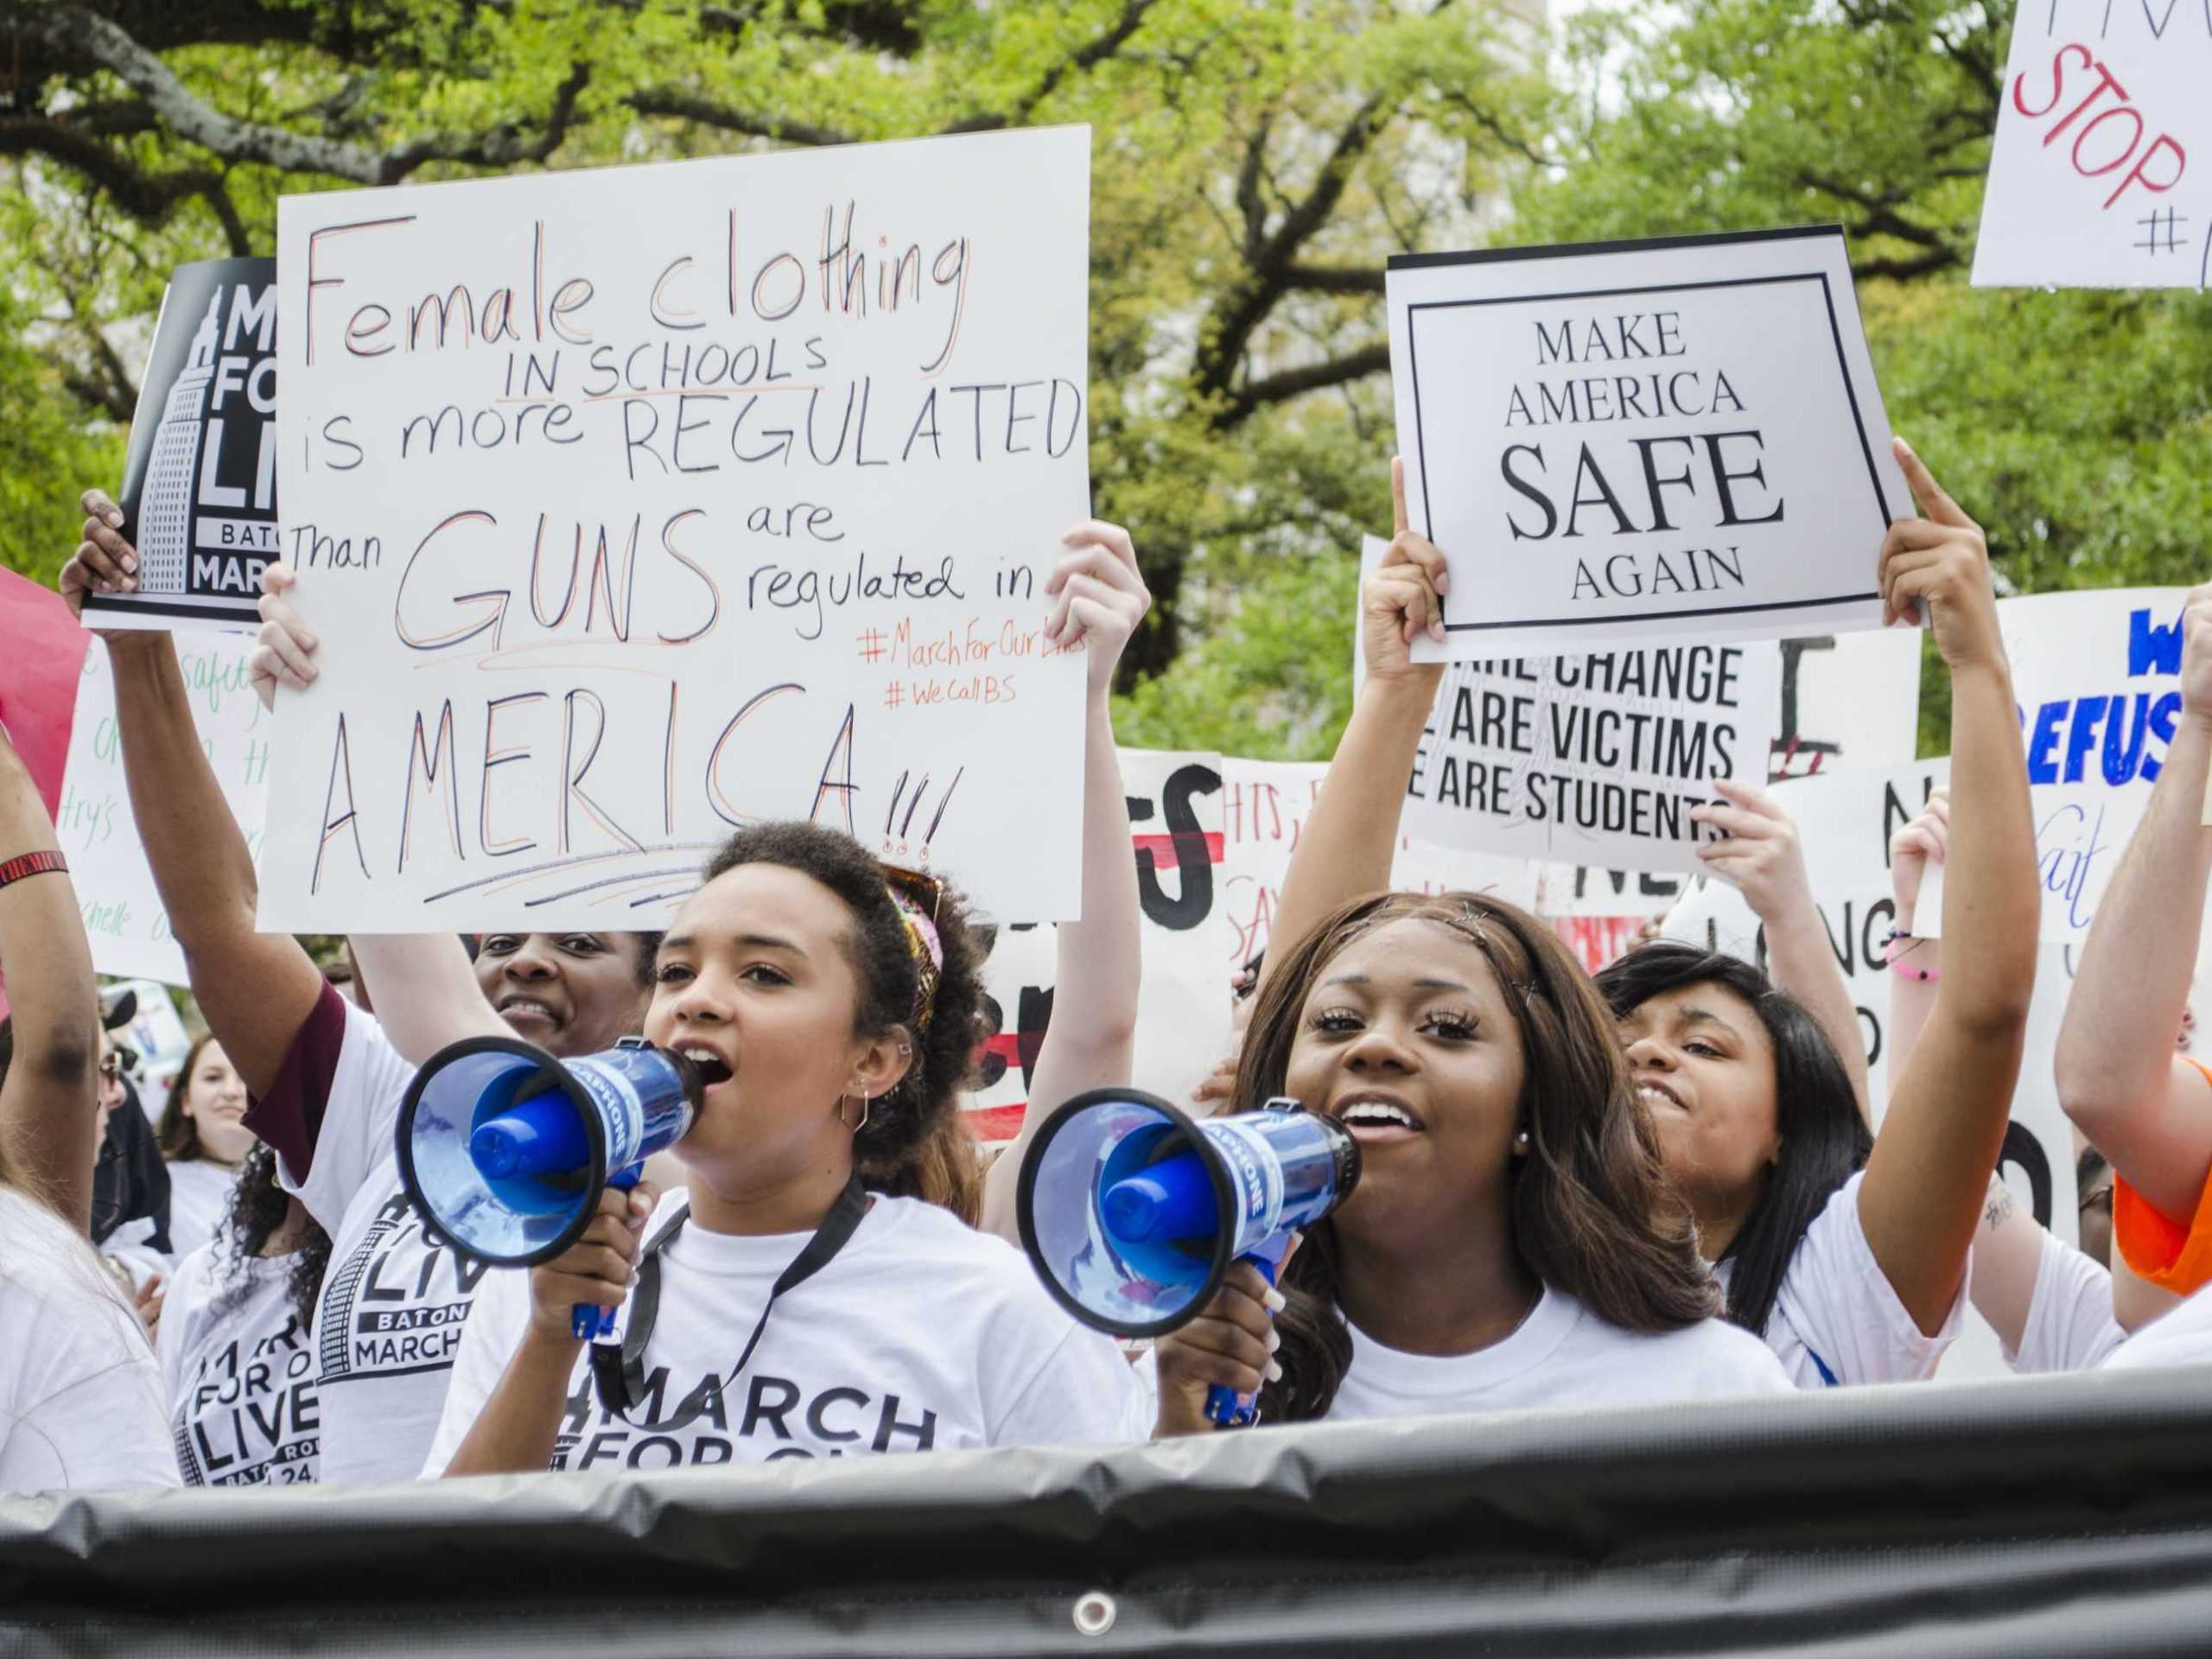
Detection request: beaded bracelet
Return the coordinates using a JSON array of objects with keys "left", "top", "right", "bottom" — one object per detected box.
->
[{"left": 0, "top": 849, "right": 67, "bottom": 891}]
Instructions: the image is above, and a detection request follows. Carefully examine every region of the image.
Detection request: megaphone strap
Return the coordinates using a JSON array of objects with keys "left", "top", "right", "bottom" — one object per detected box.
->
[{"left": 589, "top": 1170, "right": 869, "bottom": 1422}]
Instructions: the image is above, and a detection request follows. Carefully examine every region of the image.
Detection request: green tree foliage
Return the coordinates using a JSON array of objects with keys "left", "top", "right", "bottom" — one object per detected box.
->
[
  {"left": 0, "top": 0, "right": 1548, "bottom": 752},
  {"left": 1528, "top": 0, "right": 2212, "bottom": 754}
]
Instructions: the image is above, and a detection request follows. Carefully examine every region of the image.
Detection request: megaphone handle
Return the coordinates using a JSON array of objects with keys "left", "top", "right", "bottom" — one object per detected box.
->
[
  {"left": 1203, "top": 1254, "right": 1278, "bottom": 1428},
  {"left": 570, "top": 1162, "right": 644, "bottom": 1342}
]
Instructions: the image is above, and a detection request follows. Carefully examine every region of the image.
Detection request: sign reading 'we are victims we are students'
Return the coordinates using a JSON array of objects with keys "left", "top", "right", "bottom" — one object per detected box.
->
[
  {"left": 1387, "top": 226, "right": 1911, "bottom": 657},
  {"left": 259, "top": 128, "right": 1093, "bottom": 931}
]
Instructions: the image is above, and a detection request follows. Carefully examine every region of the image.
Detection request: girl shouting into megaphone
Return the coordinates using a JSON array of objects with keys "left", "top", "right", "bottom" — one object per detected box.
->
[{"left": 1150, "top": 461, "right": 1795, "bottom": 1432}]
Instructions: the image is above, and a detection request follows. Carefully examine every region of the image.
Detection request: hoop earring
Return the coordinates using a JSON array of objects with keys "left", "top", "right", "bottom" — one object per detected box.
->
[{"left": 839, "top": 1093, "right": 871, "bottom": 1134}]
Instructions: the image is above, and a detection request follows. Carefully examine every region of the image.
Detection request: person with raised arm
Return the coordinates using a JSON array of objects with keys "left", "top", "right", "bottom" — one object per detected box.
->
[
  {"left": 1149, "top": 462, "right": 1791, "bottom": 1433},
  {"left": 976, "top": 521, "right": 1149, "bottom": 1243},
  {"left": 1598, "top": 442, "right": 2037, "bottom": 1385},
  {"left": 2055, "top": 583, "right": 2212, "bottom": 1332},
  {"left": 1870, "top": 790, "right": 2125, "bottom": 1373},
  {"left": 60, "top": 491, "right": 661, "bottom": 1484},
  {"left": 0, "top": 712, "right": 174, "bottom": 1490}
]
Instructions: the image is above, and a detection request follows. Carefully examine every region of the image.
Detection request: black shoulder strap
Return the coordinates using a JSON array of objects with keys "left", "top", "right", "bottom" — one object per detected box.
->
[{"left": 591, "top": 1171, "right": 868, "bottom": 1420}]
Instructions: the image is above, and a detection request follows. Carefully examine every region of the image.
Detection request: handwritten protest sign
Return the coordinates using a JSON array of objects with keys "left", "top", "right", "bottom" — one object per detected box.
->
[
  {"left": 1917, "top": 588, "right": 2185, "bottom": 944},
  {"left": 968, "top": 750, "right": 1230, "bottom": 1141},
  {"left": 1665, "top": 760, "right": 1945, "bottom": 1098},
  {"left": 86, "top": 259, "right": 277, "bottom": 631},
  {"left": 1387, "top": 227, "right": 1908, "bottom": 655},
  {"left": 1974, "top": 15, "right": 2205, "bottom": 288},
  {"left": 261, "top": 129, "right": 1091, "bottom": 931},
  {"left": 1220, "top": 758, "right": 1538, "bottom": 970},
  {"left": 56, "top": 634, "right": 270, "bottom": 984}
]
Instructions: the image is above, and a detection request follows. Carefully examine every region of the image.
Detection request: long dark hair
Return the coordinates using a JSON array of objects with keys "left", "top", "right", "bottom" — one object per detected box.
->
[
  {"left": 1594, "top": 942, "right": 1872, "bottom": 1339},
  {"left": 211, "top": 1145, "right": 332, "bottom": 1329},
  {"left": 1247, "top": 892, "right": 1719, "bottom": 1422},
  {"left": 157, "top": 1034, "right": 220, "bottom": 1160},
  {"left": 695, "top": 823, "right": 985, "bottom": 1205}
]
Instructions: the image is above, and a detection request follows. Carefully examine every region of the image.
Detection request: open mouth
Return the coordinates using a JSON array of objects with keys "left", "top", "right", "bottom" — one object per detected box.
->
[
  {"left": 1637, "top": 1080, "right": 1687, "bottom": 1114},
  {"left": 1333, "top": 1096, "right": 1424, "bottom": 1137},
  {"left": 498, "top": 996, "right": 563, "bottom": 1032},
  {"left": 675, "top": 1046, "right": 734, "bottom": 1087}
]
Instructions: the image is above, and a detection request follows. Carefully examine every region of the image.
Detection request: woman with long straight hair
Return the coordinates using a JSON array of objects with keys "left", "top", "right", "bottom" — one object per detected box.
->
[{"left": 1149, "top": 465, "right": 1792, "bottom": 1429}]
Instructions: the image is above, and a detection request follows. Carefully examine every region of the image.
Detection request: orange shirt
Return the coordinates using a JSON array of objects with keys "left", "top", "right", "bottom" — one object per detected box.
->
[{"left": 2113, "top": 1056, "right": 2212, "bottom": 1296}]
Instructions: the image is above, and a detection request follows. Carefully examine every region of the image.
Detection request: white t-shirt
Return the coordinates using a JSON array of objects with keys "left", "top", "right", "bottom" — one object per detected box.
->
[
  {"left": 2102, "top": 1281, "right": 2212, "bottom": 1371},
  {"left": 156, "top": 1243, "right": 321, "bottom": 1487},
  {"left": 2003, "top": 1230, "right": 2126, "bottom": 1376},
  {"left": 263, "top": 988, "right": 482, "bottom": 1484},
  {"left": 1715, "top": 1171, "right": 1963, "bottom": 1389},
  {"left": 165, "top": 1158, "right": 242, "bottom": 1261},
  {"left": 1325, "top": 1283, "right": 1793, "bottom": 1422},
  {"left": 0, "top": 1187, "right": 177, "bottom": 1492},
  {"left": 424, "top": 1191, "right": 1149, "bottom": 1474}
]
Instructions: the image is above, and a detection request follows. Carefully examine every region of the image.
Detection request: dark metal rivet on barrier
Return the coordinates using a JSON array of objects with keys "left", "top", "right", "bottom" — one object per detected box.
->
[{"left": 1072, "top": 1591, "right": 1117, "bottom": 1637}]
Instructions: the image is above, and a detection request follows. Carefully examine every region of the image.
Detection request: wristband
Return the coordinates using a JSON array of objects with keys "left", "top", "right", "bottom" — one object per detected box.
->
[
  {"left": 1882, "top": 927, "right": 1937, "bottom": 981},
  {"left": 0, "top": 850, "right": 68, "bottom": 890}
]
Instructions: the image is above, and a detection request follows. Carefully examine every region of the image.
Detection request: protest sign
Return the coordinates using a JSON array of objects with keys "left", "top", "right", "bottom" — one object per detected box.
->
[
  {"left": 56, "top": 633, "right": 270, "bottom": 985},
  {"left": 1387, "top": 226, "right": 1908, "bottom": 655},
  {"left": 1663, "top": 760, "right": 1944, "bottom": 1101},
  {"left": 1918, "top": 588, "right": 2185, "bottom": 944},
  {"left": 1220, "top": 757, "right": 1537, "bottom": 971},
  {"left": 262, "top": 129, "right": 1092, "bottom": 931},
  {"left": 1974, "top": 15, "right": 2206, "bottom": 288},
  {"left": 86, "top": 258, "right": 277, "bottom": 631},
  {"left": 967, "top": 749, "right": 1230, "bottom": 1142},
  {"left": 1376, "top": 537, "right": 1781, "bottom": 872}
]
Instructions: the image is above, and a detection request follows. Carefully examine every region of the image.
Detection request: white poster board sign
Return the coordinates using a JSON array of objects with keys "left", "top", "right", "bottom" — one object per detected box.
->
[
  {"left": 1974, "top": 22, "right": 2207, "bottom": 288},
  {"left": 1387, "top": 226, "right": 1908, "bottom": 655},
  {"left": 1374, "top": 535, "right": 1780, "bottom": 872},
  {"left": 1921, "top": 588, "right": 2185, "bottom": 944},
  {"left": 264, "top": 128, "right": 1092, "bottom": 931},
  {"left": 57, "top": 634, "right": 270, "bottom": 984},
  {"left": 1220, "top": 758, "right": 1538, "bottom": 971},
  {"left": 967, "top": 750, "right": 1230, "bottom": 1144}
]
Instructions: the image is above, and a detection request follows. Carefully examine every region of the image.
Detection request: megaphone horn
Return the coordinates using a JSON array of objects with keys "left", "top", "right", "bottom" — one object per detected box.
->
[
  {"left": 395, "top": 1035, "right": 702, "bottom": 1339},
  {"left": 1015, "top": 1088, "right": 1359, "bottom": 1427}
]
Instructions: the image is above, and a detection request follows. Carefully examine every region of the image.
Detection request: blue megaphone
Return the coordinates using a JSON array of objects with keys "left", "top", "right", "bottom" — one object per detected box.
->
[
  {"left": 394, "top": 1035, "right": 701, "bottom": 1339},
  {"left": 1016, "top": 1088, "right": 1359, "bottom": 1427}
]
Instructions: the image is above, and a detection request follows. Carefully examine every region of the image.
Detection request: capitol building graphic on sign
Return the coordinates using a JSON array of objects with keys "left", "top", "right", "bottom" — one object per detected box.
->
[{"left": 136, "top": 290, "right": 224, "bottom": 597}]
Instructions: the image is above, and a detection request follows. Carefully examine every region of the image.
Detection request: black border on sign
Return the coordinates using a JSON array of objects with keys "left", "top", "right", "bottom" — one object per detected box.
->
[
  {"left": 1399, "top": 246, "right": 1894, "bottom": 636},
  {"left": 81, "top": 593, "right": 260, "bottom": 626},
  {"left": 1388, "top": 223, "right": 1845, "bottom": 273}
]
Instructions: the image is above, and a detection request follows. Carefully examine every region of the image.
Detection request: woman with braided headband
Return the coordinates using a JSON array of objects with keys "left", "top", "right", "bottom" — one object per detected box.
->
[{"left": 430, "top": 819, "right": 1149, "bottom": 1474}]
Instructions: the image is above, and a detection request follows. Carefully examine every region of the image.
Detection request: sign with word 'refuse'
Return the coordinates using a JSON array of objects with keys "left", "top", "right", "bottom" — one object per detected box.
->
[
  {"left": 262, "top": 129, "right": 1092, "bottom": 930},
  {"left": 1388, "top": 227, "right": 1908, "bottom": 657}
]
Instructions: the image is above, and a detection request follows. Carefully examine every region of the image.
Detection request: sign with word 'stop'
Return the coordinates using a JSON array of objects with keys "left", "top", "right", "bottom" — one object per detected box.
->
[
  {"left": 1974, "top": 16, "right": 2205, "bottom": 288},
  {"left": 262, "top": 129, "right": 1091, "bottom": 930},
  {"left": 1388, "top": 227, "right": 1907, "bottom": 656}
]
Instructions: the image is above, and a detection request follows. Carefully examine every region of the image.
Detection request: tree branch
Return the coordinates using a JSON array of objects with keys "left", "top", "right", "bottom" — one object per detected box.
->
[
  {"left": 0, "top": 114, "right": 224, "bottom": 225},
  {"left": 944, "top": 0, "right": 1160, "bottom": 132},
  {"left": 1281, "top": 264, "right": 1384, "bottom": 295},
  {"left": 1223, "top": 340, "right": 1390, "bottom": 423},
  {"left": 626, "top": 88, "right": 855, "bottom": 148},
  {"left": 16, "top": 6, "right": 592, "bottom": 187}
]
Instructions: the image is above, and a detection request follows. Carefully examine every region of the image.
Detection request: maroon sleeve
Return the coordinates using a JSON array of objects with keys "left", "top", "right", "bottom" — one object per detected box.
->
[{"left": 245, "top": 979, "right": 348, "bottom": 1186}]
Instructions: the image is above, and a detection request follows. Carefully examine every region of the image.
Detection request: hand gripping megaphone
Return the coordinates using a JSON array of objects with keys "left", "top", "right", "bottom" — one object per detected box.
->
[
  {"left": 1016, "top": 1088, "right": 1359, "bottom": 1427},
  {"left": 394, "top": 1036, "right": 702, "bottom": 1339}
]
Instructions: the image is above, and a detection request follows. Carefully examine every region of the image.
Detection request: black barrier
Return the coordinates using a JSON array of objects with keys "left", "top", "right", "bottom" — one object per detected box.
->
[{"left": 7, "top": 1367, "right": 2212, "bottom": 1657}]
